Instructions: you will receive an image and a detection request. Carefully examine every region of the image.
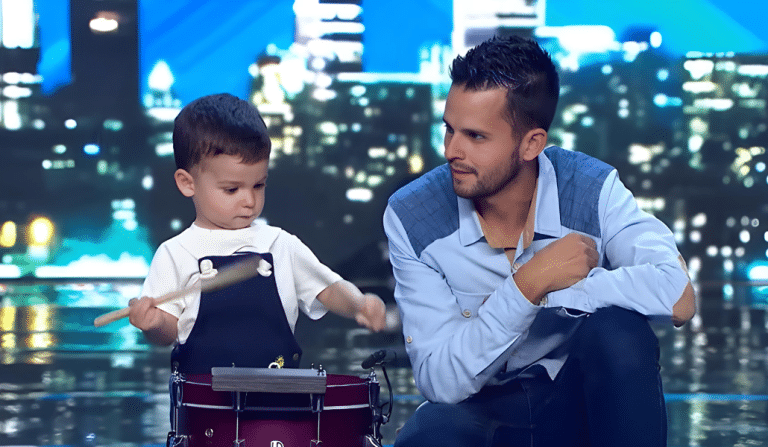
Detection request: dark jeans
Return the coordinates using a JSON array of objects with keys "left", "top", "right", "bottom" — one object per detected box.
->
[{"left": 394, "top": 306, "right": 666, "bottom": 447}]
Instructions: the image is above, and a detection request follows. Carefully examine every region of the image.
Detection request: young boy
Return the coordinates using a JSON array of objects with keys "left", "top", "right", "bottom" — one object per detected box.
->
[{"left": 128, "top": 93, "right": 386, "bottom": 375}]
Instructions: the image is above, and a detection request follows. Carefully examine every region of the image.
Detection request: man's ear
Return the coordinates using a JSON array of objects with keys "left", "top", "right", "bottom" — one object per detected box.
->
[
  {"left": 520, "top": 128, "right": 548, "bottom": 162},
  {"left": 174, "top": 169, "right": 195, "bottom": 198}
]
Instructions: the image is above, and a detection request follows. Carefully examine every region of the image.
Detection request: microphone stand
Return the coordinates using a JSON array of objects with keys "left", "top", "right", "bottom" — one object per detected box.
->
[{"left": 362, "top": 350, "right": 395, "bottom": 447}]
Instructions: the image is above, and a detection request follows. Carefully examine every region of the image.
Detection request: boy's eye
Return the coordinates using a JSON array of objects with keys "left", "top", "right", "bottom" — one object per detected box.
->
[
  {"left": 255, "top": 183, "right": 266, "bottom": 189},
  {"left": 225, "top": 187, "right": 238, "bottom": 194}
]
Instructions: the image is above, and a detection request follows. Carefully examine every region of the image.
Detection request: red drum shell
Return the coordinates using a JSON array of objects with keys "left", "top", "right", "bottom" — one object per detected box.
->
[{"left": 175, "top": 373, "right": 375, "bottom": 447}]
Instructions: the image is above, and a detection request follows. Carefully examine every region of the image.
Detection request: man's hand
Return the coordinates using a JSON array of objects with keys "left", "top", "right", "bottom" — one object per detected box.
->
[
  {"left": 355, "top": 293, "right": 387, "bottom": 332},
  {"left": 514, "top": 233, "right": 599, "bottom": 304}
]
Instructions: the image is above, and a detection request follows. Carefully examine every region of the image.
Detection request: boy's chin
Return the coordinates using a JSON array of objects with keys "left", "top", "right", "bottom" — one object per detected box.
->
[
  {"left": 195, "top": 218, "right": 256, "bottom": 230},
  {"left": 230, "top": 217, "right": 258, "bottom": 229}
]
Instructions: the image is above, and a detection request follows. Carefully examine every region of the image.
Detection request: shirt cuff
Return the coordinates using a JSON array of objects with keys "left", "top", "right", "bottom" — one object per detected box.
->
[{"left": 544, "top": 281, "right": 596, "bottom": 313}]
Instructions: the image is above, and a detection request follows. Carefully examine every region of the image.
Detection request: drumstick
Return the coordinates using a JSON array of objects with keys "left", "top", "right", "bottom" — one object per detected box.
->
[{"left": 93, "top": 255, "right": 271, "bottom": 327}]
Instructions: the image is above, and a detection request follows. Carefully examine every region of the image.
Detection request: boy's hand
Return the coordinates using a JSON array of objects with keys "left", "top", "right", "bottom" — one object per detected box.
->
[
  {"left": 128, "top": 296, "right": 165, "bottom": 332},
  {"left": 355, "top": 293, "right": 387, "bottom": 332}
]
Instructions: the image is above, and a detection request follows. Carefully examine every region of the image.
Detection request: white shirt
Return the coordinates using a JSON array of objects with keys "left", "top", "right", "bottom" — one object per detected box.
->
[{"left": 141, "top": 222, "right": 342, "bottom": 344}]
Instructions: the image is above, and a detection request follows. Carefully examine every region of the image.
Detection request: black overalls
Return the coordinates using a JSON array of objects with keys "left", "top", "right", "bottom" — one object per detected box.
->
[{"left": 171, "top": 252, "right": 302, "bottom": 374}]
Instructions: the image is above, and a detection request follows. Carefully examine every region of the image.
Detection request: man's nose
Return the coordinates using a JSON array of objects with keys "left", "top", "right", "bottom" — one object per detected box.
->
[{"left": 444, "top": 136, "right": 463, "bottom": 161}]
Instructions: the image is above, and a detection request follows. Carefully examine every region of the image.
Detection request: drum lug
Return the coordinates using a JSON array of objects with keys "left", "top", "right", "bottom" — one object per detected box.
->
[
  {"left": 364, "top": 434, "right": 383, "bottom": 447},
  {"left": 166, "top": 431, "right": 188, "bottom": 447}
]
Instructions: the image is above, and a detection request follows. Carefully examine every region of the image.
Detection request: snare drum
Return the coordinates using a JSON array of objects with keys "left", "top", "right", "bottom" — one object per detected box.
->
[{"left": 169, "top": 369, "right": 379, "bottom": 447}]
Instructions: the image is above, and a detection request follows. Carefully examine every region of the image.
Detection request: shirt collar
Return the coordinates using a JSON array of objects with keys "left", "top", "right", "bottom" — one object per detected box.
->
[
  {"left": 176, "top": 220, "right": 280, "bottom": 259},
  {"left": 534, "top": 149, "right": 562, "bottom": 238},
  {"left": 457, "top": 149, "right": 563, "bottom": 247}
]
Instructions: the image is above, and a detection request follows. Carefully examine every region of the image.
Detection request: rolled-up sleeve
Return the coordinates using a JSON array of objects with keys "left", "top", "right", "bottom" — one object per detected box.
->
[
  {"left": 384, "top": 206, "right": 541, "bottom": 404},
  {"left": 547, "top": 171, "right": 688, "bottom": 322}
]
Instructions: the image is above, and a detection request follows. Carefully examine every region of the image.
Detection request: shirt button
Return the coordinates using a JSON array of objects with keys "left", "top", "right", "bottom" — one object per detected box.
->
[
  {"left": 293, "top": 353, "right": 300, "bottom": 361},
  {"left": 462, "top": 309, "right": 472, "bottom": 318},
  {"left": 540, "top": 296, "right": 548, "bottom": 306},
  {"left": 406, "top": 336, "right": 413, "bottom": 344}
]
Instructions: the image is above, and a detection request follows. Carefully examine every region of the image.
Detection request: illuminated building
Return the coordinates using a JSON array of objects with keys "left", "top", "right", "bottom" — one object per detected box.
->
[
  {"left": 0, "top": 0, "right": 55, "bottom": 273},
  {"left": 0, "top": 0, "right": 155, "bottom": 278},
  {"left": 681, "top": 52, "right": 768, "bottom": 186},
  {"left": 673, "top": 52, "right": 768, "bottom": 284},
  {"left": 0, "top": 0, "right": 44, "bottom": 130},
  {"left": 249, "top": 52, "right": 300, "bottom": 166},
  {"left": 247, "top": 4, "right": 441, "bottom": 268},
  {"left": 294, "top": 0, "right": 364, "bottom": 73},
  {"left": 250, "top": 58, "right": 438, "bottom": 266},
  {"left": 452, "top": 0, "right": 545, "bottom": 54},
  {"left": 144, "top": 60, "right": 181, "bottom": 126},
  {"left": 62, "top": 0, "right": 140, "bottom": 117}
]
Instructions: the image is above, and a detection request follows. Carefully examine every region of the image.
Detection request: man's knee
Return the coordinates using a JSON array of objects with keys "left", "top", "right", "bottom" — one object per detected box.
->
[
  {"left": 575, "top": 307, "right": 667, "bottom": 445},
  {"left": 394, "top": 401, "right": 488, "bottom": 447},
  {"left": 576, "top": 306, "right": 660, "bottom": 379}
]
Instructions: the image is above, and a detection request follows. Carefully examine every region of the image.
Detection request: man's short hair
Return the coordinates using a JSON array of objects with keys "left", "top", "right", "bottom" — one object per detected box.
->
[
  {"left": 173, "top": 93, "right": 271, "bottom": 171},
  {"left": 450, "top": 35, "right": 560, "bottom": 133}
]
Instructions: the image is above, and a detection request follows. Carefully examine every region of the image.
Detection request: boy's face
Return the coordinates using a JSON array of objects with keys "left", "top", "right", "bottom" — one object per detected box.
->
[{"left": 178, "top": 154, "right": 268, "bottom": 230}]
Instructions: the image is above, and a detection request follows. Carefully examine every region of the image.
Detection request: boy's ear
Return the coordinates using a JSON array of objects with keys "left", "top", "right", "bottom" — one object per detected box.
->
[
  {"left": 174, "top": 169, "right": 195, "bottom": 198},
  {"left": 520, "top": 128, "right": 548, "bottom": 162}
]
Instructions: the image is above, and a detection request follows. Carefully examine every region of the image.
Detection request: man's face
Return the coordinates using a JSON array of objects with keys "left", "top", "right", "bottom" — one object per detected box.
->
[
  {"left": 443, "top": 85, "right": 522, "bottom": 200},
  {"left": 188, "top": 155, "right": 268, "bottom": 230}
]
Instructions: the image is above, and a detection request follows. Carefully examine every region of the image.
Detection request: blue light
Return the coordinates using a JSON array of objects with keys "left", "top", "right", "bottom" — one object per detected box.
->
[
  {"left": 653, "top": 94, "right": 668, "bottom": 107},
  {"left": 83, "top": 143, "right": 100, "bottom": 156},
  {"left": 747, "top": 264, "right": 768, "bottom": 281},
  {"left": 723, "top": 283, "right": 734, "bottom": 300}
]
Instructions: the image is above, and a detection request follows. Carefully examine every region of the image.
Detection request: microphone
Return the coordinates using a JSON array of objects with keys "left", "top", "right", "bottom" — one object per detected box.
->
[{"left": 361, "top": 349, "right": 397, "bottom": 369}]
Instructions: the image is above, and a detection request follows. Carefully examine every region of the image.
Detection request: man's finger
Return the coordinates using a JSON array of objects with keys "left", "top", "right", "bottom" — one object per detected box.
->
[{"left": 580, "top": 234, "right": 597, "bottom": 249}]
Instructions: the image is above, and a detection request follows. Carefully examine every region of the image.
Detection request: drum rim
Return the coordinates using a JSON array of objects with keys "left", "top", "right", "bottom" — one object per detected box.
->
[{"left": 181, "top": 402, "right": 372, "bottom": 411}]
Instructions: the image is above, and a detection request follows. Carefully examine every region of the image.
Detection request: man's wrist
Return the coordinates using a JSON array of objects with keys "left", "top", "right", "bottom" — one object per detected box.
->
[{"left": 513, "top": 265, "right": 546, "bottom": 305}]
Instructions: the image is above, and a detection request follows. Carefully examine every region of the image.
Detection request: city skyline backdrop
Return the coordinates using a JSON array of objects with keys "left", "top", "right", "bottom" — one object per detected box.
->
[
  {"left": 0, "top": 0, "right": 766, "bottom": 285},
  {"left": 33, "top": 0, "right": 768, "bottom": 104},
  {"left": 0, "top": 2, "right": 767, "bottom": 444}
]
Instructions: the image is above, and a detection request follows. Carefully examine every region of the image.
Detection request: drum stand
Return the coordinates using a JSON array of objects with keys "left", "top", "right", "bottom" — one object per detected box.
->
[{"left": 167, "top": 368, "right": 189, "bottom": 447}]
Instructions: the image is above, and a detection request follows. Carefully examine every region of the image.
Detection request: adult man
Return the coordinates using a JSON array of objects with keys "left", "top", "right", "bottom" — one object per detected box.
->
[{"left": 383, "top": 35, "right": 695, "bottom": 446}]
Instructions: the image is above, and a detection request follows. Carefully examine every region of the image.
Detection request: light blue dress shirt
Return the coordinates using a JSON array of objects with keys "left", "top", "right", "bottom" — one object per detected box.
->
[{"left": 383, "top": 146, "right": 689, "bottom": 404}]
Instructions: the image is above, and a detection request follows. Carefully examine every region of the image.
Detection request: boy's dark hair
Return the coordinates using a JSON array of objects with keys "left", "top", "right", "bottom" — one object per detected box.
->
[
  {"left": 450, "top": 35, "right": 560, "bottom": 133},
  {"left": 173, "top": 93, "right": 271, "bottom": 171}
]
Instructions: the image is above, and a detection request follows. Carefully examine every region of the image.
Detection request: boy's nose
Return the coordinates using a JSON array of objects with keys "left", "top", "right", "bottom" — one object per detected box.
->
[{"left": 242, "top": 191, "right": 256, "bottom": 207}]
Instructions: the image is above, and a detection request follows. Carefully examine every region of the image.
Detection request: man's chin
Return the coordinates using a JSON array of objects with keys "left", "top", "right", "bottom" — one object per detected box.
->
[
  {"left": 452, "top": 175, "right": 485, "bottom": 199},
  {"left": 452, "top": 184, "right": 477, "bottom": 199}
]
